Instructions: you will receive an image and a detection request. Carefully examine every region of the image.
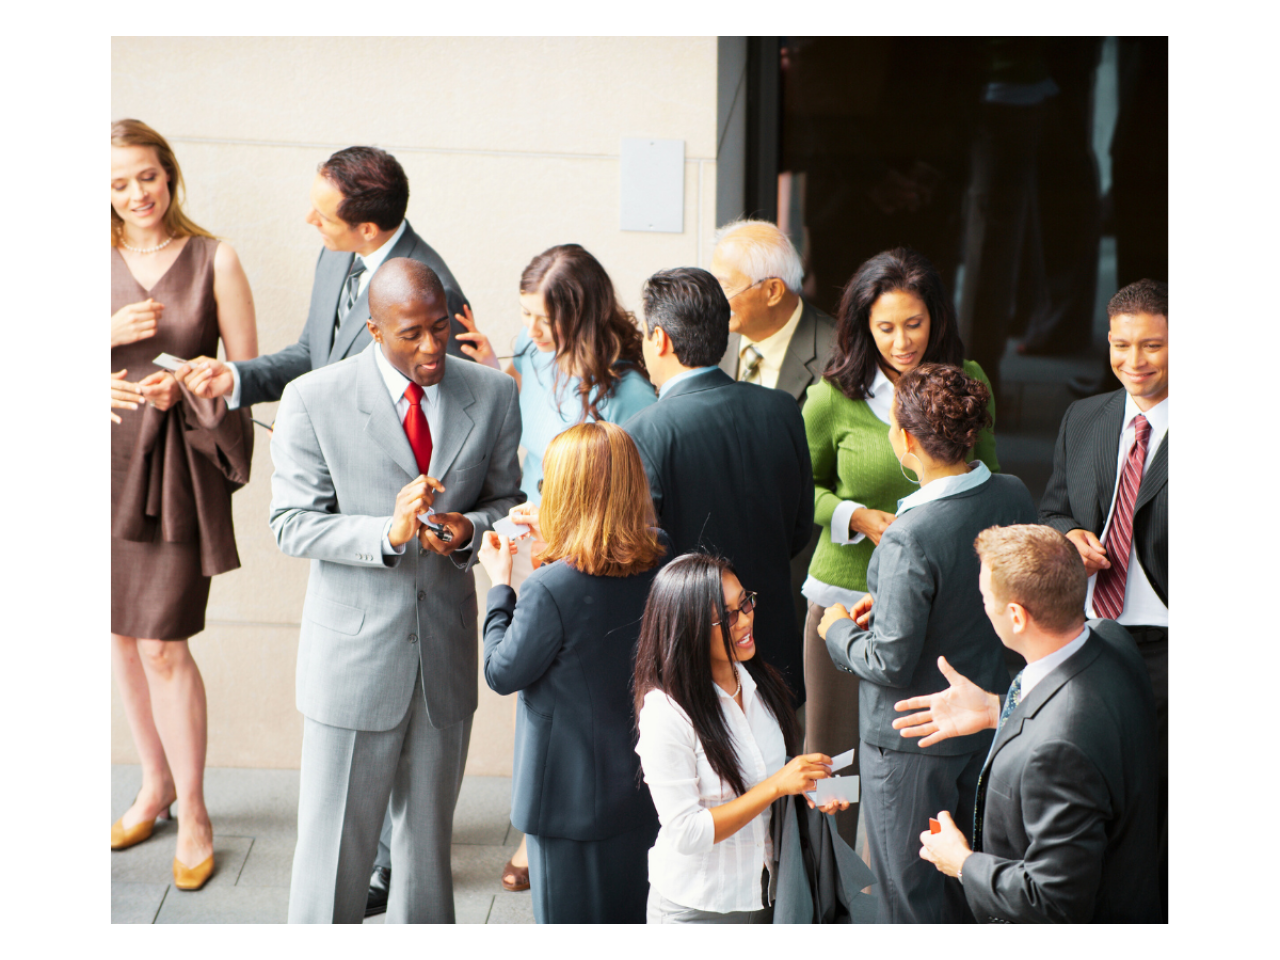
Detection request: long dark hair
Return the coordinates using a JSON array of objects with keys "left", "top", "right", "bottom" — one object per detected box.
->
[
  {"left": 520, "top": 244, "right": 649, "bottom": 421},
  {"left": 822, "top": 247, "right": 964, "bottom": 401},
  {"left": 633, "top": 554, "right": 801, "bottom": 798}
]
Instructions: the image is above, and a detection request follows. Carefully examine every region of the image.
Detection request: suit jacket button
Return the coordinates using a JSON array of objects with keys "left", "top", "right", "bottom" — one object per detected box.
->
[
  {"left": 407, "top": 633, "right": 418, "bottom": 643},
  {"left": 418, "top": 590, "right": 426, "bottom": 601}
]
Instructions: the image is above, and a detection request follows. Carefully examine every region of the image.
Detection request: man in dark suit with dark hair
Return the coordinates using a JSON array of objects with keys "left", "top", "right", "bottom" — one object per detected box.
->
[
  {"left": 897, "top": 524, "right": 1161, "bottom": 923},
  {"left": 182, "top": 145, "right": 473, "bottom": 917},
  {"left": 624, "top": 267, "right": 815, "bottom": 702},
  {"left": 184, "top": 145, "right": 472, "bottom": 410},
  {"left": 1038, "top": 277, "right": 1168, "bottom": 915}
]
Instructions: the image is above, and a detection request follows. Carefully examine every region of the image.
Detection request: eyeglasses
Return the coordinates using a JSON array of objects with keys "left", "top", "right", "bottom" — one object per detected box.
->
[
  {"left": 713, "top": 591, "right": 758, "bottom": 627},
  {"left": 722, "top": 277, "right": 778, "bottom": 301}
]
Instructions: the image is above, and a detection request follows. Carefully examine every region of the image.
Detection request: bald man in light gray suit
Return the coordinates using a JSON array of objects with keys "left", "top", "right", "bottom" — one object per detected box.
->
[{"left": 270, "top": 259, "right": 523, "bottom": 923}]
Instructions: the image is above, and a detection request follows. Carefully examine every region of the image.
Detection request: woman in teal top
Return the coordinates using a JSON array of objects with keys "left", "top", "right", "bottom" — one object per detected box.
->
[
  {"left": 458, "top": 243, "right": 657, "bottom": 506},
  {"left": 800, "top": 247, "right": 998, "bottom": 849},
  {"left": 453, "top": 242, "right": 656, "bottom": 890}
]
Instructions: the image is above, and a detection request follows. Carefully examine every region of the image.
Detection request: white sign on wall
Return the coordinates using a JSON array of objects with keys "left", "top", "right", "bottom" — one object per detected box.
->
[{"left": 619, "top": 138, "right": 685, "bottom": 233}]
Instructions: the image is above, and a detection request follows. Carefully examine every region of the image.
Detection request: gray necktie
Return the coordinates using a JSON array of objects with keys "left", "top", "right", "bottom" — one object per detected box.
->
[
  {"left": 739, "top": 344, "right": 764, "bottom": 383},
  {"left": 335, "top": 255, "right": 367, "bottom": 335}
]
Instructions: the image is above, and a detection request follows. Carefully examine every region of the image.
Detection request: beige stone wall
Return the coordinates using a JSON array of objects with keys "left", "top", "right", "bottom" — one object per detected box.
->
[{"left": 111, "top": 37, "right": 720, "bottom": 773}]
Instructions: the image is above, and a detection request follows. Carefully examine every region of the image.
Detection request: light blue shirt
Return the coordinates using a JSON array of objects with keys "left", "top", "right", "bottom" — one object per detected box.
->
[
  {"left": 657, "top": 365, "right": 718, "bottom": 398},
  {"left": 513, "top": 329, "right": 657, "bottom": 504},
  {"left": 1019, "top": 625, "right": 1090, "bottom": 700},
  {"left": 896, "top": 460, "right": 992, "bottom": 516}
]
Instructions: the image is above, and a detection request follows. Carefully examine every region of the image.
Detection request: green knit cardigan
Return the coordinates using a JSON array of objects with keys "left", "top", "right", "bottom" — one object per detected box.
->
[{"left": 803, "top": 359, "right": 1000, "bottom": 593}]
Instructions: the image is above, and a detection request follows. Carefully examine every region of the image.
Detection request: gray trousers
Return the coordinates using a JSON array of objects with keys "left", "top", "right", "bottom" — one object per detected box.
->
[
  {"left": 288, "top": 672, "right": 472, "bottom": 923},
  {"left": 646, "top": 885, "right": 773, "bottom": 924},
  {"left": 860, "top": 740, "right": 983, "bottom": 924}
]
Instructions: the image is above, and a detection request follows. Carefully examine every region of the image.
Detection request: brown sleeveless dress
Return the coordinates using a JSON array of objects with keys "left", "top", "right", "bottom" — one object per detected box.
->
[{"left": 111, "top": 237, "right": 253, "bottom": 640}]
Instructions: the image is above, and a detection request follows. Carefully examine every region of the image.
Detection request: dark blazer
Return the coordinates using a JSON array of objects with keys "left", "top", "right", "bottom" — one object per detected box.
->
[
  {"left": 718, "top": 297, "right": 838, "bottom": 403},
  {"left": 481, "top": 534, "right": 670, "bottom": 841},
  {"left": 720, "top": 298, "right": 838, "bottom": 636},
  {"left": 1039, "top": 389, "right": 1168, "bottom": 605},
  {"left": 768, "top": 793, "right": 877, "bottom": 923},
  {"left": 624, "top": 369, "right": 815, "bottom": 701},
  {"left": 963, "top": 620, "right": 1162, "bottom": 923},
  {"left": 237, "top": 221, "right": 472, "bottom": 407},
  {"left": 825, "top": 473, "right": 1037, "bottom": 757}
]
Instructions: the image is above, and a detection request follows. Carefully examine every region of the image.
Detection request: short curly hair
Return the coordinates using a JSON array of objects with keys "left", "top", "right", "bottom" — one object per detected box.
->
[
  {"left": 893, "top": 363, "right": 992, "bottom": 464},
  {"left": 1107, "top": 278, "right": 1167, "bottom": 320}
]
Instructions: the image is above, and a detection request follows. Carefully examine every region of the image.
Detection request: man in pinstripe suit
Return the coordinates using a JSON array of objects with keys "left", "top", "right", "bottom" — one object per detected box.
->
[{"left": 1039, "top": 278, "right": 1167, "bottom": 917}]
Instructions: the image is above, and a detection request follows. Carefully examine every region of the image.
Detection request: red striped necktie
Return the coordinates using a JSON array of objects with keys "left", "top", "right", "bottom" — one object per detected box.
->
[
  {"left": 402, "top": 382, "right": 433, "bottom": 476},
  {"left": 1093, "top": 414, "right": 1151, "bottom": 620}
]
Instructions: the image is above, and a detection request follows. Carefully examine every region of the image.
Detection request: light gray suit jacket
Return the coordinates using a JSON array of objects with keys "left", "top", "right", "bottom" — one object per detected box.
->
[{"left": 269, "top": 344, "right": 523, "bottom": 732}]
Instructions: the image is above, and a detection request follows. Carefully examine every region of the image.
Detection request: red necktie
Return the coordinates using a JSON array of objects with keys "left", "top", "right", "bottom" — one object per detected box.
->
[
  {"left": 402, "top": 382, "right": 433, "bottom": 476},
  {"left": 1093, "top": 414, "right": 1151, "bottom": 620}
]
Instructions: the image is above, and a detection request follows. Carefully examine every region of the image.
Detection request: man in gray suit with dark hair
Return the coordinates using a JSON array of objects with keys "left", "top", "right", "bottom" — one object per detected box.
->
[{"left": 270, "top": 259, "right": 522, "bottom": 923}]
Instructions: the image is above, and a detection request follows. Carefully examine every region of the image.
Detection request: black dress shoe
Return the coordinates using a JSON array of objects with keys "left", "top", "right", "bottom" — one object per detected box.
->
[{"left": 364, "top": 866, "right": 391, "bottom": 918}]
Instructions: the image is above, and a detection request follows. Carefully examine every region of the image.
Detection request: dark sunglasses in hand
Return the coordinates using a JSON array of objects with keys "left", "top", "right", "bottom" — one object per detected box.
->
[{"left": 713, "top": 591, "right": 758, "bottom": 627}]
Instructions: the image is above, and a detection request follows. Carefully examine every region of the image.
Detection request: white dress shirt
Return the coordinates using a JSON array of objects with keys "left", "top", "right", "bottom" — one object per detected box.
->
[
  {"left": 635, "top": 666, "right": 785, "bottom": 914},
  {"left": 367, "top": 341, "right": 469, "bottom": 556},
  {"left": 227, "top": 221, "right": 408, "bottom": 409},
  {"left": 736, "top": 298, "right": 804, "bottom": 390},
  {"left": 1018, "top": 625, "right": 1090, "bottom": 701},
  {"left": 1084, "top": 395, "right": 1168, "bottom": 627}
]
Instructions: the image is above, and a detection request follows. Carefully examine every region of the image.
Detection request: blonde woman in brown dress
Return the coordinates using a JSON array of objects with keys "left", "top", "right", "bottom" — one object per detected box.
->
[{"left": 110, "top": 119, "right": 258, "bottom": 891}]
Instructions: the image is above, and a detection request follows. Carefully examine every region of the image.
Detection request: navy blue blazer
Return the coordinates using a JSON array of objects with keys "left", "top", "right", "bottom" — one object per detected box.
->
[{"left": 482, "top": 534, "right": 669, "bottom": 841}]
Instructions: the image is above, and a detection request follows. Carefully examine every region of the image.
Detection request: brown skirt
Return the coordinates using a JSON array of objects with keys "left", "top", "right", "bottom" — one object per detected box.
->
[{"left": 111, "top": 534, "right": 211, "bottom": 641}]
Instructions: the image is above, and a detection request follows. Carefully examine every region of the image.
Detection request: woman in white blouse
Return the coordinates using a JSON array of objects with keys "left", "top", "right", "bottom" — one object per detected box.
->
[{"left": 633, "top": 553, "right": 844, "bottom": 923}]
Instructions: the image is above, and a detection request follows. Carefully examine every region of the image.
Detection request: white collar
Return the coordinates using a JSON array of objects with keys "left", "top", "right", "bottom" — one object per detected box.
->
[
  {"left": 1122, "top": 392, "right": 1168, "bottom": 440},
  {"left": 1020, "top": 625, "right": 1091, "bottom": 699},
  {"left": 371, "top": 339, "right": 439, "bottom": 408},
  {"left": 740, "top": 297, "right": 804, "bottom": 352},
  {"left": 357, "top": 219, "right": 408, "bottom": 277},
  {"left": 865, "top": 363, "right": 893, "bottom": 400},
  {"left": 714, "top": 661, "right": 759, "bottom": 704},
  {"left": 897, "top": 460, "right": 991, "bottom": 515}
]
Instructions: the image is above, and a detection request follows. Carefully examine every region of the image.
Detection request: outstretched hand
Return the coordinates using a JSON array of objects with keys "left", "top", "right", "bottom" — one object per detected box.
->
[{"left": 892, "top": 656, "right": 1001, "bottom": 747}]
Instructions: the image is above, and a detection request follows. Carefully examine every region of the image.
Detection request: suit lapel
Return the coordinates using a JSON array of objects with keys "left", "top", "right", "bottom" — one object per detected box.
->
[
  {"left": 313, "top": 250, "right": 352, "bottom": 365},
  {"left": 719, "top": 333, "right": 741, "bottom": 379},
  {"left": 775, "top": 299, "right": 818, "bottom": 401},
  {"left": 1091, "top": 391, "right": 1127, "bottom": 522},
  {"left": 328, "top": 228, "right": 421, "bottom": 363},
  {"left": 980, "top": 636, "right": 1103, "bottom": 781},
  {"left": 1135, "top": 431, "right": 1168, "bottom": 511},
  {"left": 431, "top": 362, "right": 477, "bottom": 479},
  {"left": 356, "top": 347, "right": 420, "bottom": 480}
]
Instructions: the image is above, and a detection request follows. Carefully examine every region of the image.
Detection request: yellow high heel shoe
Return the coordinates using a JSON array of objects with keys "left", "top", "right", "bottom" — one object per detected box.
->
[
  {"left": 110, "top": 794, "right": 175, "bottom": 850},
  {"left": 173, "top": 853, "right": 214, "bottom": 891}
]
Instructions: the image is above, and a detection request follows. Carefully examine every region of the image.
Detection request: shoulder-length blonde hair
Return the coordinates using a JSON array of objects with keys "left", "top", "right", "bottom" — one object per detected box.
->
[
  {"left": 537, "top": 421, "right": 665, "bottom": 578},
  {"left": 111, "top": 118, "right": 216, "bottom": 247}
]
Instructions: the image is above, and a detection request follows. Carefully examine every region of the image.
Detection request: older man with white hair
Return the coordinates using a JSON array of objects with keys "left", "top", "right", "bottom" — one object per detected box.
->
[{"left": 711, "top": 219, "right": 836, "bottom": 400}]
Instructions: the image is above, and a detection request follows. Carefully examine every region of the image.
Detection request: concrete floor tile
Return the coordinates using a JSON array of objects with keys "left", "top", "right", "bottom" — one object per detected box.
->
[
  {"left": 452, "top": 776, "right": 513, "bottom": 846},
  {"left": 112, "top": 834, "right": 253, "bottom": 887},
  {"left": 487, "top": 890, "right": 536, "bottom": 924},
  {"left": 112, "top": 882, "right": 169, "bottom": 924},
  {"left": 451, "top": 842, "right": 521, "bottom": 898},
  {"left": 235, "top": 835, "right": 296, "bottom": 888},
  {"left": 155, "top": 883, "right": 290, "bottom": 923},
  {"left": 456, "top": 892, "right": 495, "bottom": 924}
]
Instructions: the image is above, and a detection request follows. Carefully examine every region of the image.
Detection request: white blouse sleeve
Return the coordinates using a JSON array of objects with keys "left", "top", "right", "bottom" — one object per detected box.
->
[{"left": 636, "top": 693, "right": 716, "bottom": 856}]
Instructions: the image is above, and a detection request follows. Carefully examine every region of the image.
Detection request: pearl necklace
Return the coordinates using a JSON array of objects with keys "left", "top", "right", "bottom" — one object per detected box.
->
[
  {"left": 720, "top": 666, "right": 741, "bottom": 700},
  {"left": 120, "top": 234, "right": 175, "bottom": 255}
]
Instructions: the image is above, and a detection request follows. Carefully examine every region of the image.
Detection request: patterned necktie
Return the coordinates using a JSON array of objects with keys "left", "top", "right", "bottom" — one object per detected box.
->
[
  {"left": 974, "top": 670, "right": 1024, "bottom": 848},
  {"left": 334, "top": 255, "right": 367, "bottom": 336},
  {"left": 739, "top": 343, "right": 764, "bottom": 383},
  {"left": 1093, "top": 414, "right": 1152, "bottom": 620},
  {"left": 402, "top": 382, "right": 433, "bottom": 476}
]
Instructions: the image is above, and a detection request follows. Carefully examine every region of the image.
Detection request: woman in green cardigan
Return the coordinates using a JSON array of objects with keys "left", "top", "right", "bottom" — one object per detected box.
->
[{"left": 800, "top": 247, "right": 998, "bottom": 848}]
